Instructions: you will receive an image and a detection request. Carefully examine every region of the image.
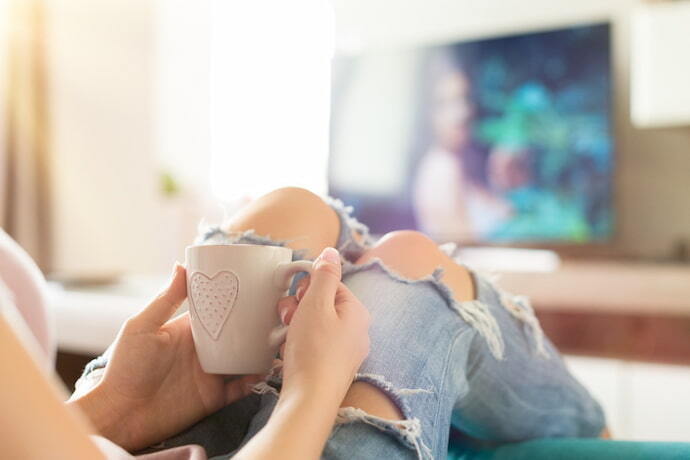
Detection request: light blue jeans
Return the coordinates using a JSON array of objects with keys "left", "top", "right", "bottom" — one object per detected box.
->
[{"left": 78, "top": 198, "right": 605, "bottom": 459}]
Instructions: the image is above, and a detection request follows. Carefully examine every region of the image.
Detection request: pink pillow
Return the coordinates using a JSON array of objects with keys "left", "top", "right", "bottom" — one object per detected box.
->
[{"left": 0, "top": 229, "right": 55, "bottom": 364}]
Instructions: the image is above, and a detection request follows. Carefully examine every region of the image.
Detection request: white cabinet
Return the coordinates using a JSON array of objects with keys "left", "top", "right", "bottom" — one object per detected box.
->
[
  {"left": 566, "top": 356, "right": 690, "bottom": 441},
  {"left": 628, "top": 362, "right": 690, "bottom": 441},
  {"left": 631, "top": 2, "right": 690, "bottom": 127}
]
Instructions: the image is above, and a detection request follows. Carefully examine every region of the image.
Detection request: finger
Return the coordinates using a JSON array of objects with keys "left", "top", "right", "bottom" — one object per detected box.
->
[
  {"left": 224, "top": 374, "right": 263, "bottom": 404},
  {"left": 301, "top": 247, "right": 341, "bottom": 309},
  {"left": 277, "top": 295, "right": 299, "bottom": 325},
  {"left": 132, "top": 263, "right": 187, "bottom": 331}
]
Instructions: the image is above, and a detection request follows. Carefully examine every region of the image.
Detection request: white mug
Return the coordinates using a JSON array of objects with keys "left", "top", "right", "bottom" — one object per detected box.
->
[{"left": 185, "top": 244, "right": 311, "bottom": 374}]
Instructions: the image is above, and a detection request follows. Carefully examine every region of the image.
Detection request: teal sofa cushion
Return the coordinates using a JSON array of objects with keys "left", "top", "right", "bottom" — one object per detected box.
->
[{"left": 449, "top": 438, "right": 690, "bottom": 460}]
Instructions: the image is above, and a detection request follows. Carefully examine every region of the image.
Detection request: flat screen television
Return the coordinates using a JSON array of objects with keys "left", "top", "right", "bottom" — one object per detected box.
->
[{"left": 329, "top": 23, "right": 613, "bottom": 245}]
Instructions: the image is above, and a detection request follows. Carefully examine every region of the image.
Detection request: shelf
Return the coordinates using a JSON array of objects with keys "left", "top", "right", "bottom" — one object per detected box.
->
[{"left": 498, "top": 260, "right": 690, "bottom": 316}]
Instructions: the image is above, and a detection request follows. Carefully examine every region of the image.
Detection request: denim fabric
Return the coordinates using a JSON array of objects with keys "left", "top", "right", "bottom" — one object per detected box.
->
[
  {"left": 139, "top": 395, "right": 261, "bottom": 457},
  {"left": 451, "top": 275, "right": 605, "bottom": 443},
  {"left": 76, "top": 196, "right": 604, "bottom": 459}
]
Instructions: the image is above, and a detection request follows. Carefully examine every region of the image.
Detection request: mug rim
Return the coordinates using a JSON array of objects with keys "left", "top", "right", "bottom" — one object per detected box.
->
[{"left": 185, "top": 243, "right": 292, "bottom": 254}]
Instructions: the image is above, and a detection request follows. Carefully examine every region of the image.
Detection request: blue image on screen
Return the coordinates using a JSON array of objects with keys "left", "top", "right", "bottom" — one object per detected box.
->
[{"left": 329, "top": 23, "right": 614, "bottom": 244}]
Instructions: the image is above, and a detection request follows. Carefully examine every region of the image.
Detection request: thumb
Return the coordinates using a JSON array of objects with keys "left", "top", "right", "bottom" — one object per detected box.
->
[
  {"left": 301, "top": 247, "right": 341, "bottom": 308},
  {"left": 132, "top": 263, "right": 187, "bottom": 331}
]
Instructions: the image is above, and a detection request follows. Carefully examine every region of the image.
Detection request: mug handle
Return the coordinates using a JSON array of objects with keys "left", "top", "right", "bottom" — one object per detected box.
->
[
  {"left": 269, "top": 260, "right": 313, "bottom": 347},
  {"left": 273, "top": 260, "right": 313, "bottom": 290}
]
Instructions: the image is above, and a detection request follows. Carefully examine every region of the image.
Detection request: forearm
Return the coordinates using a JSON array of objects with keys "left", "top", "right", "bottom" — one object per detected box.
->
[
  {"left": 67, "top": 384, "right": 136, "bottom": 450},
  {"left": 0, "top": 314, "right": 105, "bottom": 459},
  {"left": 235, "top": 387, "right": 341, "bottom": 460}
]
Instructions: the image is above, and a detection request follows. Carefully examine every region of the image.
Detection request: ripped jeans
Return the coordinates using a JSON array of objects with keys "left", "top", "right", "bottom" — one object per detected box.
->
[{"left": 75, "top": 198, "right": 605, "bottom": 459}]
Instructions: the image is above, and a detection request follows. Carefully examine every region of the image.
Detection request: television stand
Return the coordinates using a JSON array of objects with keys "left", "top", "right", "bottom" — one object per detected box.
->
[{"left": 491, "top": 259, "right": 690, "bottom": 365}]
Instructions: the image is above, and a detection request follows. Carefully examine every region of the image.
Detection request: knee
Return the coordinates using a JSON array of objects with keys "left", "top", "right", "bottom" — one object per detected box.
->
[
  {"left": 231, "top": 186, "right": 329, "bottom": 223},
  {"left": 259, "top": 187, "right": 325, "bottom": 213},
  {"left": 357, "top": 230, "right": 476, "bottom": 301},
  {"left": 356, "top": 230, "right": 441, "bottom": 279},
  {"left": 377, "top": 230, "right": 438, "bottom": 254},
  {"left": 226, "top": 187, "right": 339, "bottom": 257}
]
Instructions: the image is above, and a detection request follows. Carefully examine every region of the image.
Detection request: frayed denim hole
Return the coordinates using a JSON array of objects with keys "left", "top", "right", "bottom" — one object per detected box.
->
[
  {"left": 353, "top": 373, "right": 423, "bottom": 419},
  {"left": 324, "top": 196, "right": 374, "bottom": 262},
  {"left": 335, "top": 405, "right": 433, "bottom": 460},
  {"left": 344, "top": 373, "right": 435, "bottom": 459},
  {"left": 342, "top": 258, "right": 505, "bottom": 360},
  {"left": 472, "top": 271, "right": 550, "bottom": 359},
  {"left": 499, "top": 291, "right": 550, "bottom": 358}
]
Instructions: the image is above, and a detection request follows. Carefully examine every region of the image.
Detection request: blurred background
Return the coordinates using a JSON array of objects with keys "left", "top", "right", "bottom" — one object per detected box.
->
[{"left": 2, "top": 0, "right": 690, "bottom": 443}]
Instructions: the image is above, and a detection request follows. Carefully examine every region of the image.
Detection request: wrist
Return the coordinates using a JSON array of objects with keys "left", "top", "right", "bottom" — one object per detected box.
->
[
  {"left": 261, "top": 385, "right": 341, "bottom": 459},
  {"left": 67, "top": 384, "right": 137, "bottom": 450},
  {"left": 280, "top": 373, "right": 352, "bottom": 411},
  {"left": 277, "top": 383, "right": 339, "bottom": 417}
]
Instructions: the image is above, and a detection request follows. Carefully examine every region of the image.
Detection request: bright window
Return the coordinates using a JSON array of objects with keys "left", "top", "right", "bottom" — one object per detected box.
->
[{"left": 210, "top": 0, "right": 334, "bottom": 205}]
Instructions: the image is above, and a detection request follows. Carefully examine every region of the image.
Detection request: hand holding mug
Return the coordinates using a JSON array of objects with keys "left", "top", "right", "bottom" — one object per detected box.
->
[
  {"left": 71, "top": 265, "right": 262, "bottom": 451},
  {"left": 277, "top": 247, "right": 371, "bottom": 403},
  {"left": 185, "top": 244, "right": 312, "bottom": 374}
]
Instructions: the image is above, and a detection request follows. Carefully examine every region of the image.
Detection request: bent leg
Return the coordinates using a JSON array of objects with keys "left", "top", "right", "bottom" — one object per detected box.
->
[
  {"left": 202, "top": 187, "right": 370, "bottom": 261},
  {"left": 334, "top": 230, "right": 604, "bottom": 456},
  {"left": 356, "top": 230, "right": 475, "bottom": 302},
  {"left": 351, "top": 235, "right": 604, "bottom": 448},
  {"left": 333, "top": 247, "right": 483, "bottom": 458},
  {"left": 340, "top": 231, "right": 476, "bottom": 422},
  {"left": 223, "top": 187, "right": 340, "bottom": 259}
]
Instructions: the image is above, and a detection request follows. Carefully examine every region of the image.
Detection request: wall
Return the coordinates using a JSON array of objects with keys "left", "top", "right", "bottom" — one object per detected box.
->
[
  {"left": 154, "top": 0, "right": 212, "bottom": 193},
  {"left": 45, "top": 0, "right": 160, "bottom": 277},
  {"left": 0, "top": 0, "right": 7, "bottom": 212},
  {"left": 43, "top": 0, "right": 217, "bottom": 277},
  {"left": 333, "top": 0, "right": 690, "bottom": 259}
]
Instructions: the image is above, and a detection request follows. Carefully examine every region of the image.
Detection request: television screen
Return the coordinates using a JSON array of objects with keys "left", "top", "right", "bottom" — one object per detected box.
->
[{"left": 329, "top": 23, "right": 613, "bottom": 244}]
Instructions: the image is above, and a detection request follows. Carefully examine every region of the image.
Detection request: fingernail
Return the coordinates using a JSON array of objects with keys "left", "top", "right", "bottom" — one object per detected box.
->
[
  {"left": 279, "top": 308, "right": 288, "bottom": 325},
  {"left": 171, "top": 262, "right": 181, "bottom": 277},
  {"left": 319, "top": 247, "right": 340, "bottom": 264}
]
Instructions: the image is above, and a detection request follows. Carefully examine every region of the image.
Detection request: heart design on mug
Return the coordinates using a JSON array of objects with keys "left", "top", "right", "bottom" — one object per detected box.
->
[{"left": 189, "top": 271, "right": 240, "bottom": 340}]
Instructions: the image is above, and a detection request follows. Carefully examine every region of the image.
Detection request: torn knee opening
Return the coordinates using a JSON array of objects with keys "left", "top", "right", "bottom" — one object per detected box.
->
[
  {"left": 353, "top": 373, "right": 432, "bottom": 418},
  {"left": 336, "top": 373, "right": 434, "bottom": 459},
  {"left": 455, "top": 266, "right": 549, "bottom": 358},
  {"left": 324, "top": 196, "right": 374, "bottom": 261},
  {"left": 343, "top": 258, "right": 505, "bottom": 359},
  {"left": 500, "top": 291, "right": 550, "bottom": 358}
]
